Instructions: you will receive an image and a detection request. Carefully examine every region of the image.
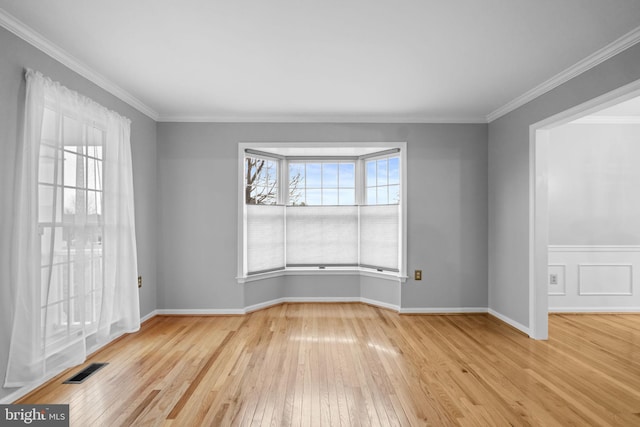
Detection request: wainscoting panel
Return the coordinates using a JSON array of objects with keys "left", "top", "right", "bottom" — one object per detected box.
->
[
  {"left": 548, "top": 246, "right": 640, "bottom": 312},
  {"left": 578, "top": 264, "right": 633, "bottom": 296}
]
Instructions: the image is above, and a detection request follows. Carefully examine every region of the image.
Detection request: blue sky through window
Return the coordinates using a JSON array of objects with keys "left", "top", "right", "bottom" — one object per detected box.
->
[
  {"left": 366, "top": 156, "right": 400, "bottom": 205},
  {"left": 289, "top": 162, "right": 355, "bottom": 205}
]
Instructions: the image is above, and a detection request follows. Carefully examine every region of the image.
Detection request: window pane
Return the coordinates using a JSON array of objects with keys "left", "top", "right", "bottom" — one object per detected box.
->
[
  {"left": 261, "top": 192, "right": 277, "bottom": 205},
  {"left": 87, "top": 191, "right": 99, "bottom": 216},
  {"left": 41, "top": 264, "right": 62, "bottom": 307},
  {"left": 322, "top": 189, "right": 338, "bottom": 205},
  {"left": 39, "top": 145, "right": 61, "bottom": 185},
  {"left": 39, "top": 185, "right": 62, "bottom": 223},
  {"left": 247, "top": 185, "right": 257, "bottom": 204},
  {"left": 87, "top": 158, "right": 102, "bottom": 190},
  {"left": 254, "top": 161, "right": 267, "bottom": 187},
  {"left": 87, "top": 145, "right": 103, "bottom": 160},
  {"left": 289, "top": 163, "right": 305, "bottom": 187},
  {"left": 306, "top": 163, "right": 322, "bottom": 188},
  {"left": 254, "top": 186, "right": 277, "bottom": 205},
  {"left": 306, "top": 189, "right": 322, "bottom": 205},
  {"left": 266, "top": 160, "right": 277, "bottom": 187},
  {"left": 322, "top": 163, "right": 338, "bottom": 188},
  {"left": 367, "top": 187, "right": 376, "bottom": 205},
  {"left": 377, "top": 159, "right": 388, "bottom": 186},
  {"left": 338, "top": 189, "right": 355, "bottom": 205},
  {"left": 388, "top": 157, "right": 400, "bottom": 185},
  {"left": 88, "top": 127, "right": 104, "bottom": 158},
  {"left": 289, "top": 163, "right": 305, "bottom": 205},
  {"left": 289, "top": 187, "right": 305, "bottom": 205},
  {"left": 339, "top": 163, "right": 355, "bottom": 187},
  {"left": 246, "top": 157, "right": 278, "bottom": 205},
  {"left": 377, "top": 186, "right": 388, "bottom": 204},
  {"left": 41, "top": 226, "right": 65, "bottom": 268},
  {"left": 63, "top": 188, "right": 77, "bottom": 215},
  {"left": 63, "top": 151, "right": 79, "bottom": 187},
  {"left": 366, "top": 161, "right": 376, "bottom": 187},
  {"left": 63, "top": 116, "right": 81, "bottom": 149},
  {"left": 389, "top": 184, "right": 400, "bottom": 204}
]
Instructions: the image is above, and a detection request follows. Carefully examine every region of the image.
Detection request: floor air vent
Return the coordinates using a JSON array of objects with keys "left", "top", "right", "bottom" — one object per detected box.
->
[{"left": 64, "top": 363, "right": 108, "bottom": 384}]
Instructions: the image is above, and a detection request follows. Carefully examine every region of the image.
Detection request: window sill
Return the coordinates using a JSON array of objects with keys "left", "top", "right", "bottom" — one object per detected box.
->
[{"left": 237, "top": 267, "right": 407, "bottom": 284}]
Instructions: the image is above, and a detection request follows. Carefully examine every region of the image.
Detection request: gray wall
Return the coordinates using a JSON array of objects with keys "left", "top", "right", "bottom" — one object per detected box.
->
[
  {"left": 157, "top": 123, "right": 488, "bottom": 311},
  {"left": 548, "top": 123, "right": 640, "bottom": 245},
  {"left": 488, "top": 44, "right": 640, "bottom": 327},
  {"left": 0, "top": 27, "right": 158, "bottom": 401}
]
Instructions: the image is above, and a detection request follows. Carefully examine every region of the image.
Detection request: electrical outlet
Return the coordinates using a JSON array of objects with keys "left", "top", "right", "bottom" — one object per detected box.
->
[
  {"left": 549, "top": 273, "right": 558, "bottom": 285},
  {"left": 414, "top": 270, "right": 422, "bottom": 281},
  {"left": 138, "top": 276, "right": 143, "bottom": 288}
]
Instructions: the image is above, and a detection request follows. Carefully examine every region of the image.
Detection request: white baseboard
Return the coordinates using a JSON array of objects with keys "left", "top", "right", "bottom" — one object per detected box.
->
[
  {"left": 549, "top": 307, "right": 640, "bottom": 313},
  {"left": 399, "top": 307, "right": 488, "bottom": 314},
  {"left": 155, "top": 308, "right": 246, "bottom": 316},
  {"left": 360, "top": 297, "right": 400, "bottom": 312},
  {"left": 280, "top": 297, "right": 360, "bottom": 304},
  {"left": 244, "top": 297, "right": 399, "bottom": 313},
  {"left": 488, "top": 309, "right": 531, "bottom": 336},
  {"left": 243, "top": 298, "right": 288, "bottom": 313},
  {"left": 140, "top": 309, "right": 158, "bottom": 323}
]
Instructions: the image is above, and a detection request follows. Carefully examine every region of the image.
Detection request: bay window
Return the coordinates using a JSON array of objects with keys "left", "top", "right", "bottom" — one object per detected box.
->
[{"left": 239, "top": 143, "right": 406, "bottom": 281}]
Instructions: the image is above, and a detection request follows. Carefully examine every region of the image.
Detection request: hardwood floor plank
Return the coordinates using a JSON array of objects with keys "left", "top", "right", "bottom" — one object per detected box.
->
[
  {"left": 166, "top": 329, "right": 236, "bottom": 420},
  {"left": 15, "top": 305, "right": 640, "bottom": 426}
]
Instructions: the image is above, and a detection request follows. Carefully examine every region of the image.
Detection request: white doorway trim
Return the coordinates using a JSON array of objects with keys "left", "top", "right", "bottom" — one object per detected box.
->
[{"left": 528, "top": 79, "right": 640, "bottom": 340}]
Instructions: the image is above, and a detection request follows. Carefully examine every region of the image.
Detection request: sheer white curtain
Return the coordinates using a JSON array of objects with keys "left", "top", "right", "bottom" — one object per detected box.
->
[{"left": 4, "top": 70, "right": 139, "bottom": 388}]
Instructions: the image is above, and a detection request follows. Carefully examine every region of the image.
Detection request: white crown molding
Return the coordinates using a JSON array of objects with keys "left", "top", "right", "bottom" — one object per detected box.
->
[
  {"left": 570, "top": 115, "right": 640, "bottom": 124},
  {"left": 487, "top": 25, "right": 640, "bottom": 123},
  {"left": 157, "top": 114, "right": 488, "bottom": 124},
  {"left": 0, "top": 8, "right": 159, "bottom": 121}
]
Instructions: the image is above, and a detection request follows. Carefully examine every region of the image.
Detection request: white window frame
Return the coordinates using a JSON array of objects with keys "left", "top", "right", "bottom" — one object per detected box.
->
[
  {"left": 237, "top": 142, "right": 407, "bottom": 283},
  {"left": 363, "top": 152, "right": 401, "bottom": 205}
]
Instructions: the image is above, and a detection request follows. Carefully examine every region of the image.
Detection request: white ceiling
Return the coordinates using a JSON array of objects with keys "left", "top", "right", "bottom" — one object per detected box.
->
[{"left": 1, "top": 0, "right": 640, "bottom": 122}]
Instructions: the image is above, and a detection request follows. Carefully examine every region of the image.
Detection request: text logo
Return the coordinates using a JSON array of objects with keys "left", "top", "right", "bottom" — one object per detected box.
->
[{"left": 0, "top": 405, "right": 68, "bottom": 426}]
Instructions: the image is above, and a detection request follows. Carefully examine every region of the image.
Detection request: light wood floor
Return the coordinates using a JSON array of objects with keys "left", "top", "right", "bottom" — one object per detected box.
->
[{"left": 17, "top": 303, "right": 640, "bottom": 426}]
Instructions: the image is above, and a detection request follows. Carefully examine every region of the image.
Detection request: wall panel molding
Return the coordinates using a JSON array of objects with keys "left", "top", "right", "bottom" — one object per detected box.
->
[
  {"left": 578, "top": 264, "right": 633, "bottom": 296},
  {"left": 549, "top": 245, "right": 640, "bottom": 310}
]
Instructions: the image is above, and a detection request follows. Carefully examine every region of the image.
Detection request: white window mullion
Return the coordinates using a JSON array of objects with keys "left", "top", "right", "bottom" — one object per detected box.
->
[
  {"left": 355, "top": 159, "right": 364, "bottom": 205},
  {"left": 280, "top": 158, "right": 288, "bottom": 205}
]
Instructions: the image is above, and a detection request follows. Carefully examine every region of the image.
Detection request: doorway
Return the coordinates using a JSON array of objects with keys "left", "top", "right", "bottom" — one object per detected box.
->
[{"left": 529, "top": 79, "right": 640, "bottom": 339}]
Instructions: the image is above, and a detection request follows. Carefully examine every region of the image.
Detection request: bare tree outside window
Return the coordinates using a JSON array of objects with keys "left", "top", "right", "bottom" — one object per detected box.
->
[
  {"left": 245, "top": 157, "right": 276, "bottom": 204},
  {"left": 245, "top": 156, "right": 303, "bottom": 205}
]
